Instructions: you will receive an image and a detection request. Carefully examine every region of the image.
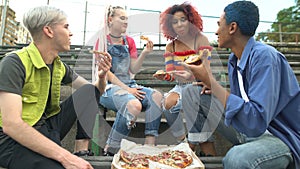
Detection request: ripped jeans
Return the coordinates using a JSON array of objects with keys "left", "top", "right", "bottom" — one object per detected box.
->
[
  {"left": 99, "top": 82, "right": 162, "bottom": 148},
  {"left": 162, "top": 84, "right": 187, "bottom": 139}
]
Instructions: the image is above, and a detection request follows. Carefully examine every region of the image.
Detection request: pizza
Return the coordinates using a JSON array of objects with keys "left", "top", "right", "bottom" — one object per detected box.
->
[
  {"left": 150, "top": 150, "right": 193, "bottom": 168},
  {"left": 90, "top": 50, "right": 107, "bottom": 55},
  {"left": 184, "top": 48, "right": 212, "bottom": 65},
  {"left": 140, "top": 35, "right": 150, "bottom": 41},
  {"left": 120, "top": 150, "right": 151, "bottom": 169},
  {"left": 154, "top": 70, "right": 166, "bottom": 75},
  {"left": 184, "top": 54, "right": 202, "bottom": 65},
  {"left": 119, "top": 149, "right": 193, "bottom": 169}
]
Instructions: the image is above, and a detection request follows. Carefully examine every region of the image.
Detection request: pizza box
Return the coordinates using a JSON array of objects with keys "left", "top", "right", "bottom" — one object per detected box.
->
[{"left": 111, "top": 139, "right": 205, "bottom": 169}]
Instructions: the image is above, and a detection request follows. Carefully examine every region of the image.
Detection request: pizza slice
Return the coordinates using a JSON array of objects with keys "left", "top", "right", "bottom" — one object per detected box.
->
[
  {"left": 184, "top": 54, "right": 202, "bottom": 65},
  {"left": 150, "top": 150, "right": 193, "bottom": 168},
  {"left": 184, "top": 48, "right": 212, "bottom": 65},
  {"left": 140, "top": 35, "right": 150, "bottom": 41},
  {"left": 90, "top": 50, "right": 106, "bottom": 55},
  {"left": 119, "top": 150, "right": 151, "bottom": 169}
]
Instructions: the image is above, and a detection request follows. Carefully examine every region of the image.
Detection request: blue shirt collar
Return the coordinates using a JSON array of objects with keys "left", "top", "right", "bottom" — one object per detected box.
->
[{"left": 229, "top": 37, "right": 256, "bottom": 71}]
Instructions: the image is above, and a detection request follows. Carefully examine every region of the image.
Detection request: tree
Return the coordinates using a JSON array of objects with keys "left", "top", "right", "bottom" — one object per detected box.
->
[{"left": 257, "top": 2, "right": 300, "bottom": 43}]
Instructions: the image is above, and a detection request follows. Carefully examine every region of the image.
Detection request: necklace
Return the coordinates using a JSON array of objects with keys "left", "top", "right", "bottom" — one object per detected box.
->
[{"left": 109, "top": 33, "right": 122, "bottom": 38}]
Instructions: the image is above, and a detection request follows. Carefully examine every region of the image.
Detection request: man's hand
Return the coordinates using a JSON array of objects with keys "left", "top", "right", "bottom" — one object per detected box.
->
[
  {"left": 192, "top": 81, "right": 212, "bottom": 95},
  {"left": 95, "top": 52, "right": 112, "bottom": 78},
  {"left": 180, "top": 50, "right": 213, "bottom": 88},
  {"left": 61, "top": 153, "right": 93, "bottom": 169}
]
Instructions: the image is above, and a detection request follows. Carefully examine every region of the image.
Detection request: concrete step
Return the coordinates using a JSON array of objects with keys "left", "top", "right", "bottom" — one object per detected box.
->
[{"left": 61, "top": 114, "right": 233, "bottom": 157}]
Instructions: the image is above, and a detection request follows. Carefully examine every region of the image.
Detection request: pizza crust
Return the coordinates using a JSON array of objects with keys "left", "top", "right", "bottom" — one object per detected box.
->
[
  {"left": 90, "top": 50, "right": 106, "bottom": 55},
  {"left": 154, "top": 70, "right": 166, "bottom": 75},
  {"left": 140, "top": 35, "right": 150, "bottom": 41},
  {"left": 184, "top": 54, "right": 202, "bottom": 65}
]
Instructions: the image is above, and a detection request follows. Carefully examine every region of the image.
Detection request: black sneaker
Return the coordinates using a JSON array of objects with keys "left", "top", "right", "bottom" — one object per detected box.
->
[
  {"left": 102, "top": 149, "right": 115, "bottom": 156},
  {"left": 198, "top": 151, "right": 213, "bottom": 157},
  {"left": 102, "top": 147, "right": 119, "bottom": 156},
  {"left": 74, "top": 149, "right": 94, "bottom": 157}
]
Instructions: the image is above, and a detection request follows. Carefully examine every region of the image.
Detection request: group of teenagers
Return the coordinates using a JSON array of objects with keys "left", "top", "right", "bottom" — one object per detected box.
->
[{"left": 0, "top": 1, "right": 299, "bottom": 169}]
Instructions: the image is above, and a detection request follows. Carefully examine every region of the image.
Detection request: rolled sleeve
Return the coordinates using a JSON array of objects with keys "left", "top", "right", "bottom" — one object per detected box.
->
[{"left": 225, "top": 94, "right": 244, "bottom": 126}]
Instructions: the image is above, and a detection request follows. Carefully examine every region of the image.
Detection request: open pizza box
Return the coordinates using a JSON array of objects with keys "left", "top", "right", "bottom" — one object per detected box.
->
[{"left": 111, "top": 139, "right": 205, "bottom": 169}]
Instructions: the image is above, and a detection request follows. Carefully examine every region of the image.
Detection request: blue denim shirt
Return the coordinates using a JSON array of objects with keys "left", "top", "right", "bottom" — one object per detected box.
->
[{"left": 225, "top": 37, "right": 300, "bottom": 168}]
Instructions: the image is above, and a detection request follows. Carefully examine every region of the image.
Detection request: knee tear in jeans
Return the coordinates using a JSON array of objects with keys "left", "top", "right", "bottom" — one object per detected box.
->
[
  {"left": 125, "top": 112, "right": 137, "bottom": 129},
  {"left": 163, "top": 98, "right": 179, "bottom": 111}
]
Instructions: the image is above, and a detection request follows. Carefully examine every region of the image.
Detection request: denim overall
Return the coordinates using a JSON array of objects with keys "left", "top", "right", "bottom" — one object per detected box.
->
[{"left": 99, "top": 37, "right": 162, "bottom": 148}]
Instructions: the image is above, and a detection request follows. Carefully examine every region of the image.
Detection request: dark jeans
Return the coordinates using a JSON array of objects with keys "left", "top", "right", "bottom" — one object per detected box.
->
[{"left": 0, "top": 84, "right": 100, "bottom": 169}]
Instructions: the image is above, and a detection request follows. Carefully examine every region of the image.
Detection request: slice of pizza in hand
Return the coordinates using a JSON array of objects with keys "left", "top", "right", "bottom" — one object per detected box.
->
[
  {"left": 153, "top": 70, "right": 166, "bottom": 79},
  {"left": 90, "top": 50, "right": 106, "bottom": 55},
  {"left": 154, "top": 70, "right": 166, "bottom": 75},
  {"left": 140, "top": 35, "right": 150, "bottom": 41},
  {"left": 184, "top": 54, "right": 202, "bottom": 65},
  {"left": 184, "top": 46, "right": 212, "bottom": 65}
]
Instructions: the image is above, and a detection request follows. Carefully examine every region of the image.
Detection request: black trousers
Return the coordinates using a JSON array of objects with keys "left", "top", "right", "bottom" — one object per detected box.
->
[{"left": 0, "top": 84, "right": 100, "bottom": 169}]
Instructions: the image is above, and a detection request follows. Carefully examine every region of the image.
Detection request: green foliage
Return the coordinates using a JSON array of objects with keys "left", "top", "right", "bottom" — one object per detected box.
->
[{"left": 257, "top": 2, "right": 300, "bottom": 43}]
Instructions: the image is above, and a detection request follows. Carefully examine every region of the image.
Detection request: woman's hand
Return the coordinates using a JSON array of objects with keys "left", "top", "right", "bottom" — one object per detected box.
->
[
  {"left": 171, "top": 70, "right": 194, "bottom": 82},
  {"left": 127, "top": 87, "right": 146, "bottom": 100},
  {"left": 142, "top": 40, "right": 154, "bottom": 54}
]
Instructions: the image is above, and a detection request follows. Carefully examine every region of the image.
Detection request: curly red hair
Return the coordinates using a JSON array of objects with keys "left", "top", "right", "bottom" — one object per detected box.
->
[{"left": 160, "top": 2, "right": 203, "bottom": 41}]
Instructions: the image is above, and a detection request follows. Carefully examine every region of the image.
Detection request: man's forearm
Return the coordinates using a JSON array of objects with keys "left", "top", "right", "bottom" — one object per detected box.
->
[
  {"left": 94, "top": 76, "right": 106, "bottom": 95},
  {"left": 211, "top": 78, "right": 230, "bottom": 108},
  {"left": 4, "top": 120, "right": 70, "bottom": 163}
]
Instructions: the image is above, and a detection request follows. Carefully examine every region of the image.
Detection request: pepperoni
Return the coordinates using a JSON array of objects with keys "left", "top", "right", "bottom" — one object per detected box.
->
[
  {"left": 175, "top": 162, "right": 185, "bottom": 168},
  {"left": 120, "top": 149, "right": 192, "bottom": 169},
  {"left": 173, "top": 156, "right": 181, "bottom": 160}
]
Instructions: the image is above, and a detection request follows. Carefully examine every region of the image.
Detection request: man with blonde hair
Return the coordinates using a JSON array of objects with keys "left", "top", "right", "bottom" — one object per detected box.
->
[{"left": 0, "top": 6, "right": 111, "bottom": 169}]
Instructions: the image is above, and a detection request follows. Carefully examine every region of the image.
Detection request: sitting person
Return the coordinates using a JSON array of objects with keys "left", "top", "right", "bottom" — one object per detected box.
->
[
  {"left": 95, "top": 5, "right": 163, "bottom": 155},
  {"left": 180, "top": 1, "right": 299, "bottom": 168},
  {"left": 154, "top": 2, "right": 216, "bottom": 156},
  {"left": 0, "top": 6, "right": 111, "bottom": 169}
]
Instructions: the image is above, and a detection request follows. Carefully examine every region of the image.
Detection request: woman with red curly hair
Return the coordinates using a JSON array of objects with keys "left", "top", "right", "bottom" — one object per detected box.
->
[{"left": 154, "top": 2, "right": 217, "bottom": 156}]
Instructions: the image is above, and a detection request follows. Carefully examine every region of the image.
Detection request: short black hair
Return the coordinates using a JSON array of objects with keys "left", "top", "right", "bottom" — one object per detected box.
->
[{"left": 224, "top": 1, "right": 259, "bottom": 36}]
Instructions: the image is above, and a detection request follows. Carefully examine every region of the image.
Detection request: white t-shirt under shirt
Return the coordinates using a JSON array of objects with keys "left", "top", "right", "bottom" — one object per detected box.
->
[{"left": 237, "top": 59, "right": 272, "bottom": 135}]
